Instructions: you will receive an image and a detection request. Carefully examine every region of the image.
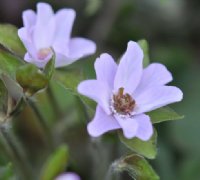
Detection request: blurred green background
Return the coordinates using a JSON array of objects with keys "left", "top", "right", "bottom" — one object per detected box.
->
[{"left": 0, "top": 0, "right": 200, "bottom": 179}]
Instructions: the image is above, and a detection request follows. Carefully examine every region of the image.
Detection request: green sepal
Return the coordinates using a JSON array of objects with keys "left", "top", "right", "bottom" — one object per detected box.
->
[
  {"left": 44, "top": 52, "right": 55, "bottom": 80},
  {"left": 16, "top": 64, "right": 48, "bottom": 96},
  {"left": 138, "top": 39, "right": 150, "bottom": 67},
  {"left": 118, "top": 129, "right": 157, "bottom": 159},
  {"left": 113, "top": 154, "right": 159, "bottom": 180}
]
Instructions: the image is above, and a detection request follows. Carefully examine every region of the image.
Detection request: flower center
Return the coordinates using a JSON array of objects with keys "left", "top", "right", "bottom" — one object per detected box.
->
[
  {"left": 112, "top": 87, "right": 136, "bottom": 116},
  {"left": 37, "top": 48, "right": 52, "bottom": 60}
]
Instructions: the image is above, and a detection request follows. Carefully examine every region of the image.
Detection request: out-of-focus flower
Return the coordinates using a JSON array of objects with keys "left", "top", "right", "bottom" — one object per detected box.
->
[
  {"left": 18, "top": 2, "right": 96, "bottom": 68},
  {"left": 78, "top": 41, "right": 183, "bottom": 140},
  {"left": 56, "top": 172, "right": 80, "bottom": 180}
]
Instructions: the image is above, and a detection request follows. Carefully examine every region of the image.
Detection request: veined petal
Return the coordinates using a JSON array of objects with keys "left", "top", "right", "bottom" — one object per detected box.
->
[
  {"left": 94, "top": 53, "right": 117, "bottom": 89},
  {"left": 33, "top": 3, "right": 55, "bottom": 49},
  {"left": 114, "top": 41, "right": 143, "bottom": 94},
  {"left": 87, "top": 106, "right": 120, "bottom": 137},
  {"left": 116, "top": 116, "right": 138, "bottom": 139},
  {"left": 135, "top": 114, "right": 153, "bottom": 141},
  {"left": 22, "top": 10, "right": 36, "bottom": 28},
  {"left": 68, "top": 37, "right": 96, "bottom": 59},
  {"left": 53, "top": 9, "right": 76, "bottom": 53},
  {"left": 135, "top": 86, "right": 183, "bottom": 114},
  {"left": 78, "top": 80, "right": 111, "bottom": 114},
  {"left": 134, "top": 63, "right": 172, "bottom": 96}
]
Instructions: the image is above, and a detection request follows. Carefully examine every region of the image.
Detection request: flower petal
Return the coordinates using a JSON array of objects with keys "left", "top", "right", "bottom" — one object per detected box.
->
[
  {"left": 18, "top": 27, "right": 37, "bottom": 59},
  {"left": 24, "top": 53, "right": 51, "bottom": 68},
  {"left": 134, "top": 63, "right": 172, "bottom": 95},
  {"left": 87, "top": 106, "right": 120, "bottom": 137},
  {"left": 56, "top": 172, "right": 80, "bottom": 180},
  {"left": 33, "top": 3, "right": 55, "bottom": 49},
  {"left": 135, "top": 114, "right": 153, "bottom": 141},
  {"left": 94, "top": 53, "right": 117, "bottom": 89},
  {"left": 77, "top": 80, "right": 111, "bottom": 114},
  {"left": 116, "top": 116, "right": 138, "bottom": 139},
  {"left": 68, "top": 37, "right": 96, "bottom": 59},
  {"left": 135, "top": 86, "right": 183, "bottom": 114},
  {"left": 36, "top": 2, "right": 54, "bottom": 25},
  {"left": 114, "top": 41, "right": 143, "bottom": 94},
  {"left": 22, "top": 10, "right": 36, "bottom": 28},
  {"left": 53, "top": 9, "right": 76, "bottom": 54}
]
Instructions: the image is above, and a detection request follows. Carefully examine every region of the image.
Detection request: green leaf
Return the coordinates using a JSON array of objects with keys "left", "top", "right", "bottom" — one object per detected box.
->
[
  {"left": 55, "top": 68, "right": 96, "bottom": 109},
  {"left": 0, "top": 50, "right": 23, "bottom": 77},
  {"left": 0, "top": 76, "right": 25, "bottom": 123},
  {"left": 118, "top": 129, "right": 157, "bottom": 159},
  {"left": 16, "top": 64, "right": 48, "bottom": 96},
  {"left": 44, "top": 53, "right": 55, "bottom": 80},
  {"left": 0, "top": 163, "right": 14, "bottom": 180},
  {"left": 147, "top": 106, "right": 184, "bottom": 124},
  {"left": 114, "top": 154, "right": 159, "bottom": 180},
  {"left": 40, "top": 145, "right": 69, "bottom": 180},
  {"left": 0, "top": 79, "right": 8, "bottom": 122},
  {"left": 54, "top": 69, "right": 83, "bottom": 94},
  {"left": 1, "top": 74, "right": 25, "bottom": 117},
  {"left": 1, "top": 74, "right": 23, "bottom": 101},
  {"left": 0, "top": 24, "right": 26, "bottom": 57},
  {"left": 138, "top": 39, "right": 150, "bottom": 67}
]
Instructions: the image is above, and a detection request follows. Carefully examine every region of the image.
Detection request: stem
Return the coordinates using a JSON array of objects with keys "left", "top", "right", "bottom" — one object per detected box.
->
[
  {"left": 26, "top": 98, "right": 54, "bottom": 150},
  {"left": 46, "top": 84, "right": 61, "bottom": 117},
  {"left": 0, "top": 126, "right": 33, "bottom": 180}
]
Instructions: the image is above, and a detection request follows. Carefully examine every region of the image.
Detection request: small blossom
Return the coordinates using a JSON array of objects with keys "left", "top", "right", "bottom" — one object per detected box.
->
[
  {"left": 56, "top": 172, "right": 80, "bottom": 180},
  {"left": 18, "top": 2, "right": 96, "bottom": 68},
  {"left": 78, "top": 41, "right": 183, "bottom": 140}
]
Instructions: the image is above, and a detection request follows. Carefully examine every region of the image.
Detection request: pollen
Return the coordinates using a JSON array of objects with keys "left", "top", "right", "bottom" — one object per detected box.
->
[{"left": 111, "top": 87, "right": 136, "bottom": 117}]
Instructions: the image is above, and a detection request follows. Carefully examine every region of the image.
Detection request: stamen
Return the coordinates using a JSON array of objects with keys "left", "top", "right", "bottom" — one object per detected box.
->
[{"left": 110, "top": 87, "right": 136, "bottom": 118}]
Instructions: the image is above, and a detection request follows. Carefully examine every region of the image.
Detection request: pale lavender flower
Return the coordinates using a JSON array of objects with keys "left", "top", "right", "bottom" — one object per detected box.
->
[
  {"left": 18, "top": 2, "right": 96, "bottom": 68},
  {"left": 78, "top": 41, "right": 183, "bottom": 140},
  {"left": 56, "top": 172, "right": 80, "bottom": 180}
]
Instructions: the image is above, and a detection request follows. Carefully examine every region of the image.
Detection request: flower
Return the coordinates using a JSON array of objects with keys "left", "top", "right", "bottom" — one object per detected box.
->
[
  {"left": 78, "top": 41, "right": 183, "bottom": 140},
  {"left": 56, "top": 172, "right": 80, "bottom": 180},
  {"left": 18, "top": 2, "right": 96, "bottom": 68}
]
